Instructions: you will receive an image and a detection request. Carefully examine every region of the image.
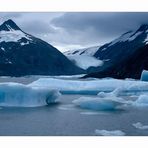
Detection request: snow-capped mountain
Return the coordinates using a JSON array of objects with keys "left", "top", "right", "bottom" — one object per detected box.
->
[
  {"left": 64, "top": 45, "right": 100, "bottom": 56},
  {"left": 85, "top": 24, "right": 148, "bottom": 79},
  {"left": 64, "top": 46, "right": 103, "bottom": 70},
  {"left": 0, "top": 19, "right": 84, "bottom": 76}
]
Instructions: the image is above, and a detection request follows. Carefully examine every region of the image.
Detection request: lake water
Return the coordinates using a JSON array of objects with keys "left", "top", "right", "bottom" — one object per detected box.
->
[{"left": 0, "top": 77, "right": 148, "bottom": 136}]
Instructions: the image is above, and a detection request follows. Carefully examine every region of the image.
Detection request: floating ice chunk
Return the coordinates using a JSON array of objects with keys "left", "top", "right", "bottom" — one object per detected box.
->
[
  {"left": 132, "top": 95, "right": 148, "bottom": 107},
  {"left": 58, "top": 104, "right": 76, "bottom": 111},
  {"left": 95, "top": 129, "right": 126, "bottom": 136},
  {"left": 80, "top": 111, "right": 106, "bottom": 115},
  {"left": 73, "top": 96, "right": 126, "bottom": 111},
  {"left": 97, "top": 92, "right": 107, "bottom": 98},
  {"left": 30, "top": 78, "right": 148, "bottom": 95},
  {"left": 133, "top": 122, "right": 148, "bottom": 130},
  {"left": 97, "top": 88, "right": 123, "bottom": 98},
  {"left": 0, "top": 82, "right": 61, "bottom": 107},
  {"left": 45, "top": 90, "right": 61, "bottom": 104},
  {"left": 110, "top": 88, "right": 123, "bottom": 96},
  {"left": 140, "top": 70, "right": 148, "bottom": 81}
]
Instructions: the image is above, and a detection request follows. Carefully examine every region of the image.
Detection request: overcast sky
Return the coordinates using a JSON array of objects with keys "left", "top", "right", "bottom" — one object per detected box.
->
[{"left": 0, "top": 12, "right": 148, "bottom": 52}]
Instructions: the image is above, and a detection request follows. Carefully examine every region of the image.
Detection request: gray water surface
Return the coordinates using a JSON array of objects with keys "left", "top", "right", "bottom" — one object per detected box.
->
[
  {"left": 0, "top": 77, "right": 148, "bottom": 136},
  {"left": 0, "top": 94, "right": 147, "bottom": 136}
]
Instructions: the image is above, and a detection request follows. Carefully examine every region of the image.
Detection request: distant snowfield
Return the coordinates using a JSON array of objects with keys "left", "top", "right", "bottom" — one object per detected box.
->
[{"left": 67, "top": 55, "right": 103, "bottom": 70}]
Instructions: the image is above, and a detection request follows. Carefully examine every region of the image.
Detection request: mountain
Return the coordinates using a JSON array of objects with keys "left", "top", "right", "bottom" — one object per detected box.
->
[
  {"left": 84, "top": 24, "right": 148, "bottom": 79},
  {"left": 64, "top": 46, "right": 103, "bottom": 70},
  {"left": 0, "top": 19, "right": 84, "bottom": 76},
  {"left": 64, "top": 45, "right": 100, "bottom": 56}
]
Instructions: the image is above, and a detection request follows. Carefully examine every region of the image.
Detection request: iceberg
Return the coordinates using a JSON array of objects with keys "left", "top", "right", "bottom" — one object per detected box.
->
[
  {"left": 73, "top": 96, "right": 126, "bottom": 111},
  {"left": 140, "top": 70, "right": 148, "bottom": 81},
  {"left": 97, "top": 88, "right": 123, "bottom": 98},
  {"left": 0, "top": 77, "right": 148, "bottom": 108},
  {"left": 95, "top": 129, "right": 126, "bottom": 136},
  {"left": 133, "top": 122, "right": 148, "bottom": 130},
  {"left": 0, "top": 82, "right": 61, "bottom": 107},
  {"left": 132, "top": 95, "right": 148, "bottom": 107},
  {"left": 29, "top": 78, "right": 148, "bottom": 95}
]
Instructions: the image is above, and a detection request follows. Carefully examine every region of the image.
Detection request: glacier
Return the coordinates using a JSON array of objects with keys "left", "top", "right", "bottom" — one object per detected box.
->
[
  {"left": 67, "top": 55, "right": 103, "bottom": 70},
  {"left": 0, "top": 82, "right": 61, "bottom": 107}
]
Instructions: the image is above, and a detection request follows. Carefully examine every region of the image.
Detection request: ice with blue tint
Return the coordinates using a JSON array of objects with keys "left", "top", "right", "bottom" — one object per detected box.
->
[
  {"left": 133, "top": 122, "right": 148, "bottom": 130},
  {"left": 72, "top": 96, "right": 126, "bottom": 111},
  {"left": 95, "top": 129, "right": 126, "bottom": 136},
  {"left": 0, "top": 77, "right": 148, "bottom": 107},
  {"left": 29, "top": 78, "right": 148, "bottom": 95},
  {"left": 140, "top": 70, "right": 148, "bottom": 81},
  {"left": 132, "top": 95, "right": 148, "bottom": 107},
  {"left": 0, "top": 82, "right": 61, "bottom": 107}
]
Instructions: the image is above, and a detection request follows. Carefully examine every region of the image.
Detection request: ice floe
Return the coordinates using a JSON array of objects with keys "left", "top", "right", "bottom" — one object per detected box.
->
[
  {"left": 95, "top": 129, "right": 126, "bottom": 136},
  {"left": 133, "top": 122, "right": 148, "bottom": 130},
  {"left": 0, "top": 82, "right": 61, "bottom": 107},
  {"left": 132, "top": 95, "right": 148, "bottom": 107},
  {"left": 97, "top": 88, "right": 123, "bottom": 98},
  {"left": 140, "top": 70, "right": 148, "bottom": 81},
  {"left": 29, "top": 78, "right": 148, "bottom": 95},
  {"left": 73, "top": 96, "right": 126, "bottom": 111}
]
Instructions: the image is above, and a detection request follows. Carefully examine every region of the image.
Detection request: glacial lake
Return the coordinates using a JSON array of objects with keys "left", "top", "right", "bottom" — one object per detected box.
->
[{"left": 0, "top": 76, "right": 148, "bottom": 136}]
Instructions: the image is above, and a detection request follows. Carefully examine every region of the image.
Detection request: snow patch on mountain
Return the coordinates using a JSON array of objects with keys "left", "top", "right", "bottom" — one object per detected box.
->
[
  {"left": 1, "top": 47, "right": 5, "bottom": 51},
  {"left": 108, "top": 30, "right": 143, "bottom": 47},
  {"left": 108, "top": 31, "right": 133, "bottom": 47},
  {"left": 128, "top": 31, "right": 142, "bottom": 41},
  {"left": 20, "top": 41, "right": 30, "bottom": 46},
  {"left": 64, "top": 46, "right": 100, "bottom": 56},
  {"left": 0, "top": 29, "right": 32, "bottom": 43}
]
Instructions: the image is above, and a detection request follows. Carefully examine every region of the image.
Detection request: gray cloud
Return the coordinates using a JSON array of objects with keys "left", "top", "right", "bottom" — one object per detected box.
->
[
  {"left": 21, "top": 20, "right": 56, "bottom": 35},
  {"left": 52, "top": 12, "right": 148, "bottom": 35},
  {"left": 1, "top": 12, "right": 148, "bottom": 52},
  {"left": 0, "top": 12, "right": 23, "bottom": 24},
  {"left": 51, "top": 12, "right": 148, "bottom": 45}
]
